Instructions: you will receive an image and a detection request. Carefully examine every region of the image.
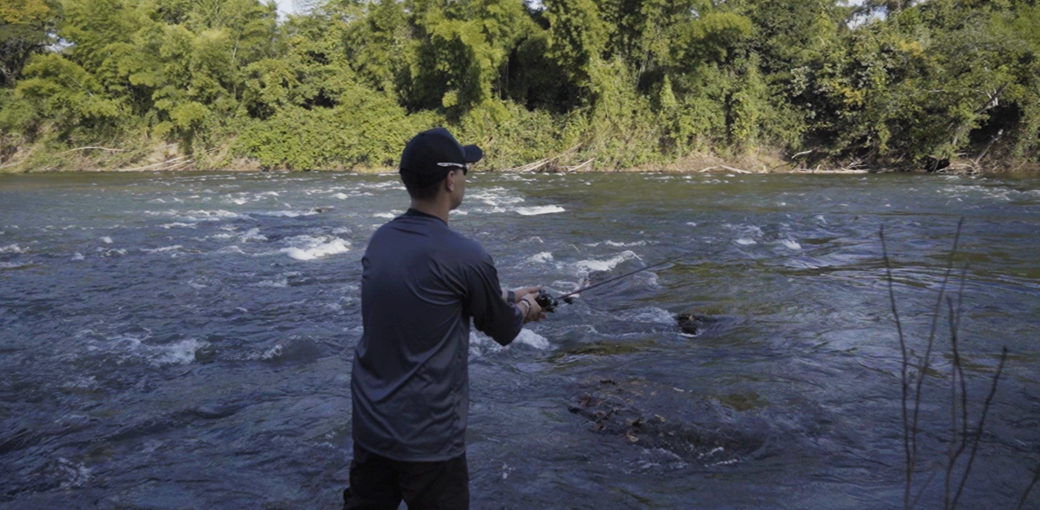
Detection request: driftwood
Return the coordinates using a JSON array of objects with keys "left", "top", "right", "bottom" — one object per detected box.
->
[
  {"left": 505, "top": 157, "right": 552, "bottom": 173},
  {"left": 111, "top": 156, "right": 192, "bottom": 172},
  {"left": 65, "top": 146, "right": 126, "bottom": 153},
  {"left": 500, "top": 144, "right": 581, "bottom": 173},
  {"left": 564, "top": 158, "right": 595, "bottom": 172},
  {"left": 793, "top": 168, "right": 869, "bottom": 174},
  {"left": 0, "top": 158, "right": 26, "bottom": 170}
]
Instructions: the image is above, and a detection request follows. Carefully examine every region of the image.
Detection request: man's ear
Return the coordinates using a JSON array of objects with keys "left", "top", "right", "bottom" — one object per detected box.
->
[{"left": 444, "top": 171, "right": 456, "bottom": 193}]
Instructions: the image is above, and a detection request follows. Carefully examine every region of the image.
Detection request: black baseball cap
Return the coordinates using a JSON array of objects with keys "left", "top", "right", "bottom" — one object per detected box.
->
[{"left": 399, "top": 128, "right": 483, "bottom": 189}]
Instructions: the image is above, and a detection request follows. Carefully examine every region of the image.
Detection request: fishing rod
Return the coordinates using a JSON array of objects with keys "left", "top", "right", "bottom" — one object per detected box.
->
[{"left": 534, "top": 251, "right": 695, "bottom": 312}]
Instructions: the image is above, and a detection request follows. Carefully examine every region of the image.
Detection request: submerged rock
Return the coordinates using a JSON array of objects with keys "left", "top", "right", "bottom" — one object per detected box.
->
[
  {"left": 567, "top": 377, "right": 773, "bottom": 466},
  {"left": 675, "top": 312, "right": 732, "bottom": 336}
]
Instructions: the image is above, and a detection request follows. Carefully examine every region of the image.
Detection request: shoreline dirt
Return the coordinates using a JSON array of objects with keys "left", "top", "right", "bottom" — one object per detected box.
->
[{"left": 1, "top": 140, "right": 1037, "bottom": 176}]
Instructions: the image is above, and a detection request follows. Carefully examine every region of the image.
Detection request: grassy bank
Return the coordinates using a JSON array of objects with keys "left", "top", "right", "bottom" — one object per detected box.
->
[{"left": 2, "top": 131, "right": 1035, "bottom": 176}]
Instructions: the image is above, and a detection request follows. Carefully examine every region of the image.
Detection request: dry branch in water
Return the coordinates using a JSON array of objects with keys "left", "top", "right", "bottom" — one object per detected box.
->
[
  {"left": 1018, "top": 463, "right": 1040, "bottom": 510},
  {"left": 881, "top": 219, "right": 1023, "bottom": 510}
]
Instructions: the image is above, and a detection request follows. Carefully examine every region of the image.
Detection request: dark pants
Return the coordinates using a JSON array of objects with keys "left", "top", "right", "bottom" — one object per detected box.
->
[{"left": 343, "top": 443, "right": 469, "bottom": 510}]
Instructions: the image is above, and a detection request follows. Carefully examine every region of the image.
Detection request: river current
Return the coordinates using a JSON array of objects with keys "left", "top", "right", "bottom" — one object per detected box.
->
[{"left": 1, "top": 172, "right": 1038, "bottom": 509}]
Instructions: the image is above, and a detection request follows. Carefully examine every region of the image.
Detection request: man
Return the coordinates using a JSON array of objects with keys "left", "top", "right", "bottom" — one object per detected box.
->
[{"left": 344, "top": 127, "right": 546, "bottom": 510}]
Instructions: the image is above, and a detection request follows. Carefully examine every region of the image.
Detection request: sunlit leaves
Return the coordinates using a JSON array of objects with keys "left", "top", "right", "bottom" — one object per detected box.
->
[
  {"left": 17, "top": 53, "right": 124, "bottom": 130},
  {"left": 2, "top": 0, "right": 1039, "bottom": 170}
]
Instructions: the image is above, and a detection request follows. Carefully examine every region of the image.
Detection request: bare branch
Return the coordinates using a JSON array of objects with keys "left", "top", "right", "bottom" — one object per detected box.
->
[
  {"left": 951, "top": 347, "right": 1009, "bottom": 510},
  {"left": 1017, "top": 461, "right": 1040, "bottom": 510},
  {"left": 910, "top": 467, "right": 941, "bottom": 509},
  {"left": 881, "top": 224, "right": 912, "bottom": 508},
  {"left": 944, "top": 293, "right": 969, "bottom": 510},
  {"left": 911, "top": 218, "right": 964, "bottom": 476}
]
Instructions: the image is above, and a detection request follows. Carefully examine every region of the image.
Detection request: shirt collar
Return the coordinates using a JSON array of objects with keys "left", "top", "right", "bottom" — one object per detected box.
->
[{"left": 404, "top": 208, "right": 447, "bottom": 224}]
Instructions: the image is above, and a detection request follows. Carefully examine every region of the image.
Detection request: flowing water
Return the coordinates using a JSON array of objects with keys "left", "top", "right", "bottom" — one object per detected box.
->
[{"left": 1, "top": 171, "right": 1038, "bottom": 509}]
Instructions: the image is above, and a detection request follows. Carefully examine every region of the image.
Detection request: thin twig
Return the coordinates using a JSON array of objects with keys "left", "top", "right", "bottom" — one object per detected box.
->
[
  {"left": 954, "top": 266, "right": 970, "bottom": 445},
  {"left": 944, "top": 294, "right": 969, "bottom": 510},
  {"left": 1017, "top": 461, "right": 1040, "bottom": 510},
  {"left": 910, "top": 467, "right": 942, "bottom": 509},
  {"left": 942, "top": 265, "right": 971, "bottom": 510},
  {"left": 911, "top": 218, "right": 964, "bottom": 477},
  {"left": 881, "top": 224, "right": 913, "bottom": 508},
  {"left": 950, "top": 347, "right": 1009, "bottom": 510},
  {"left": 945, "top": 295, "right": 958, "bottom": 509}
]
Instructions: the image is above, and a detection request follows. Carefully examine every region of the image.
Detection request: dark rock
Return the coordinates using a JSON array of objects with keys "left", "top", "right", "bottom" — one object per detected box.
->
[
  {"left": 675, "top": 312, "right": 728, "bottom": 335},
  {"left": 924, "top": 157, "right": 950, "bottom": 173},
  {"left": 567, "top": 377, "right": 773, "bottom": 465}
]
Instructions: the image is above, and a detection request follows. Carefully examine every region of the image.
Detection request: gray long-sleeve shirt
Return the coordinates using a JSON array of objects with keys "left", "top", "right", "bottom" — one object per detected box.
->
[{"left": 350, "top": 209, "right": 524, "bottom": 462}]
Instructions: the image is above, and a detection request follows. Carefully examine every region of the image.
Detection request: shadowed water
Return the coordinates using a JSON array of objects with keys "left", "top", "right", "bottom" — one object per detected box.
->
[{"left": 1, "top": 172, "right": 1038, "bottom": 509}]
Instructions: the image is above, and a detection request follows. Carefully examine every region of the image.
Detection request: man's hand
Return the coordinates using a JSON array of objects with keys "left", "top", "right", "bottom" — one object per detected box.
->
[
  {"left": 518, "top": 291, "right": 546, "bottom": 323},
  {"left": 509, "top": 286, "right": 541, "bottom": 304}
]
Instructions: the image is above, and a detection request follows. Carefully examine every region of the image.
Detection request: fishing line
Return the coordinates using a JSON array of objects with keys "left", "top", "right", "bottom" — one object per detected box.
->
[{"left": 535, "top": 250, "right": 698, "bottom": 312}]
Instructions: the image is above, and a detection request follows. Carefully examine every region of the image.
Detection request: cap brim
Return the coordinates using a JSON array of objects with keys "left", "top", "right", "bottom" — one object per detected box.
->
[{"left": 463, "top": 145, "right": 483, "bottom": 163}]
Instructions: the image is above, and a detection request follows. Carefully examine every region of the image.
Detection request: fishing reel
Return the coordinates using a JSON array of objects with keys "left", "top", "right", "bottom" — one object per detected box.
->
[{"left": 534, "top": 289, "right": 575, "bottom": 313}]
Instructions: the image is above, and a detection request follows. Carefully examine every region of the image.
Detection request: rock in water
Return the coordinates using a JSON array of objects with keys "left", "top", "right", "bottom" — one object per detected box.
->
[
  {"left": 676, "top": 312, "right": 711, "bottom": 335},
  {"left": 567, "top": 377, "right": 772, "bottom": 466}
]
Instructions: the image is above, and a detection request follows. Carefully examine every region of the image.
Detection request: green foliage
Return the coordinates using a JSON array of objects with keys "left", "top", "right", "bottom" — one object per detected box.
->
[
  {"left": 1, "top": 0, "right": 1039, "bottom": 171},
  {"left": 17, "top": 53, "right": 125, "bottom": 133},
  {"left": 235, "top": 82, "right": 433, "bottom": 170},
  {"left": 0, "top": 0, "right": 62, "bottom": 87},
  {"left": 544, "top": 0, "right": 608, "bottom": 100},
  {"left": 0, "top": 88, "right": 37, "bottom": 135}
]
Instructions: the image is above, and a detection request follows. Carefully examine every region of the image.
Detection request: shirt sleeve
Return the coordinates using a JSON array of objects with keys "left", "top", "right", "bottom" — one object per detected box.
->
[{"left": 463, "top": 248, "right": 524, "bottom": 346}]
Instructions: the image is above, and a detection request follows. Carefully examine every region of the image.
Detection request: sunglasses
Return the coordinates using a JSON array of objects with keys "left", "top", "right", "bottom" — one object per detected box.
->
[{"left": 436, "top": 162, "right": 470, "bottom": 175}]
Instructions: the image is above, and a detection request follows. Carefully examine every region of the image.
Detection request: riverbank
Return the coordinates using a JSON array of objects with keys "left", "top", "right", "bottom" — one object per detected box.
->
[{"left": 2, "top": 138, "right": 1035, "bottom": 175}]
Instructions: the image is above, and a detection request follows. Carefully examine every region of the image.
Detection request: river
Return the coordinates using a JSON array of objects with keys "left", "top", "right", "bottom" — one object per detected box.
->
[{"left": 1, "top": 171, "right": 1038, "bottom": 509}]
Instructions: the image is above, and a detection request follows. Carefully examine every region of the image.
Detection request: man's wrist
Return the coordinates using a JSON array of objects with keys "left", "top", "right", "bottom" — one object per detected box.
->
[{"left": 507, "top": 289, "right": 516, "bottom": 304}]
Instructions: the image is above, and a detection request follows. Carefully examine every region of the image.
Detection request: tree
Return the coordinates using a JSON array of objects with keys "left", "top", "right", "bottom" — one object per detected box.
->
[
  {"left": 398, "top": 0, "right": 533, "bottom": 116},
  {"left": 0, "top": 0, "right": 61, "bottom": 87},
  {"left": 543, "top": 0, "right": 608, "bottom": 101}
]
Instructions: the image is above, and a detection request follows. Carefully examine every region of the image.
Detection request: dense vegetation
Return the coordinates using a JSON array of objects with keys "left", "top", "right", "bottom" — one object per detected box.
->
[{"left": 1, "top": 0, "right": 1039, "bottom": 172}]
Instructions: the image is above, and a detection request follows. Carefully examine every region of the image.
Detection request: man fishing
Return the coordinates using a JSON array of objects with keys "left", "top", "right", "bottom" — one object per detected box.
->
[{"left": 344, "top": 127, "right": 546, "bottom": 510}]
